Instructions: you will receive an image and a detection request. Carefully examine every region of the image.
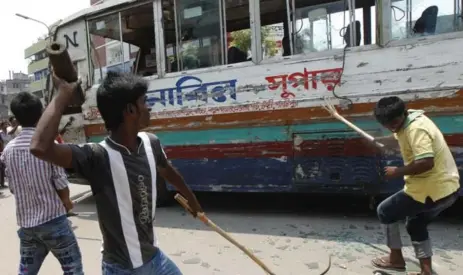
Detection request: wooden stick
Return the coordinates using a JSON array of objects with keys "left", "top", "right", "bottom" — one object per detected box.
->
[
  {"left": 174, "top": 194, "right": 276, "bottom": 275},
  {"left": 322, "top": 97, "right": 385, "bottom": 148},
  {"left": 72, "top": 190, "right": 93, "bottom": 204}
]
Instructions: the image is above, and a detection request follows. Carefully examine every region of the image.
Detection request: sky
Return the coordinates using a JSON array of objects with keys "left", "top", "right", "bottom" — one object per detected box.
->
[{"left": 0, "top": 0, "right": 89, "bottom": 80}]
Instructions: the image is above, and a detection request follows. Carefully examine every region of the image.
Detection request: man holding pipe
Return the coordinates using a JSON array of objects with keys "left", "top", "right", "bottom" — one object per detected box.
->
[
  {"left": 31, "top": 71, "right": 203, "bottom": 275},
  {"left": 369, "top": 96, "right": 459, "bottom": 275}
]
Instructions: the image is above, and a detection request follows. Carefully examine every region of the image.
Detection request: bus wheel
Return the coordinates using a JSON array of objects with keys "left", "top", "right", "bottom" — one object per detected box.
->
[{"left": 156, "top": 179, "right": 173, "bottom": 207}]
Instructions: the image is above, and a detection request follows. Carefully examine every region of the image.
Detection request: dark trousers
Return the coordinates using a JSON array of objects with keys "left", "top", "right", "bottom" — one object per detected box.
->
[{"left": 377, "top": 190, "right": 458, "bottom": 258}]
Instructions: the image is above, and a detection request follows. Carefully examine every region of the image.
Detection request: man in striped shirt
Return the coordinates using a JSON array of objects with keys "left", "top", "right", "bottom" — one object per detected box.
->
[
  {"left": 2, "top": 92, "right": 84, "bottom": 275},
  {"left": 32, "top": 72, "right": 204, "bottom": 275}
]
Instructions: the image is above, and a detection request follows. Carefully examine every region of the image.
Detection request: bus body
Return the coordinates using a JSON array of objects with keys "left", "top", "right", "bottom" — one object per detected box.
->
[{"left": 51, "top": 0, "right": 463, "bottom": 199}]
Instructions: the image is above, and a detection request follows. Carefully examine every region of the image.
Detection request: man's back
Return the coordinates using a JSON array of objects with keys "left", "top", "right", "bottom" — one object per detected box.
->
[
  {"left": 1, "top": 128, "right": 67, "bottom": 228},
  {"left": 395, "top": 110, "right": 460, "bottom": 202}
]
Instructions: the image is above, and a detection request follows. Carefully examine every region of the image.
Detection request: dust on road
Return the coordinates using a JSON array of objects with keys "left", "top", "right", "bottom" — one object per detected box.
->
[{"left": 0, "top": 191, "right": 462, "bottom": 274}]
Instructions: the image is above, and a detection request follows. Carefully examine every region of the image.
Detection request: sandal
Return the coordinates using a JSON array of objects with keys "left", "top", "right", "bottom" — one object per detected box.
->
[{"left": 372, "top": 257, "right": 406, "bottom": 271}]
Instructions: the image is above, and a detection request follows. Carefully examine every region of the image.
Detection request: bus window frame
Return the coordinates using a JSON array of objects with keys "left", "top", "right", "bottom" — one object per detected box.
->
[
  {"left": 384, "top": 0, "right": 463, "bottom": 45},
  {"left": 257, "top": 0, "right": 366, "bottom": 66},
  {"left": 85, "top": 0, "right": 157, "bottom": 86},
  {"left": 83, "top": 0, "right": 463, "bottom": 85},
  {"left": 157, "top": 0, "right": 258, "bottom": 79}
]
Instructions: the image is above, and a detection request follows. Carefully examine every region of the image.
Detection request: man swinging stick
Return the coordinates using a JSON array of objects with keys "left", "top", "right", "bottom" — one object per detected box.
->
[{"left": 323, "top": 96, "right": 460, "bottom": 275}]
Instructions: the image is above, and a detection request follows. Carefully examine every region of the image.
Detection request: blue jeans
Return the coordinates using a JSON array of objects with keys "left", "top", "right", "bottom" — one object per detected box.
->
[
  {"left": 377, "top": 190, "right": 458, "bottom": 258},
  {"left": 102, "top": 249, "right": 182, "bottom": 275},
  {"left": 17, "top": 215, "right": 84, "bottom": 275}
]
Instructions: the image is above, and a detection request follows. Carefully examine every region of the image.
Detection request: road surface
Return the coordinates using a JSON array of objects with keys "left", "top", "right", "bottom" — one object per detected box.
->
[{"left": 0, "top": 185, "right": 462, "bottom": 274}]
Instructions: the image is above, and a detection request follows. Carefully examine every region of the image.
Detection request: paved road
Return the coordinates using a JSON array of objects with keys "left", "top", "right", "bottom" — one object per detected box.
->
[{"left": 0, "top": 186, "right": 462, "bottom": 274}]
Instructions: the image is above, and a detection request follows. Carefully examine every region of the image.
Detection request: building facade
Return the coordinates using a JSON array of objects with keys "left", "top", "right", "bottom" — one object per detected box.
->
[
  {"left": 24, "top": 39, "right": 48, "bottom": 102},
  {"left": 0, "top": 72, "right": 31, "bottom": 118}
]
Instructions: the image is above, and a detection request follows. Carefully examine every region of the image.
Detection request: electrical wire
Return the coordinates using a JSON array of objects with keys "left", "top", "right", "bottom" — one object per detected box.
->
[
  {"left": 330, "top": 0, "right": 353, "bottom": 107},
  {"left": 391, "top": 5, "right": 406, "bottom": 21}
]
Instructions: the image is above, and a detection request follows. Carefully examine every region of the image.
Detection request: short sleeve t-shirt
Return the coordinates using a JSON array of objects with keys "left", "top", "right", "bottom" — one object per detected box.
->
[
  {"left": 68, "top": 132, "right": 168, "bottom": 269},
  {"left": 394, "top": 110, "right": 460, "bottom": 203}
]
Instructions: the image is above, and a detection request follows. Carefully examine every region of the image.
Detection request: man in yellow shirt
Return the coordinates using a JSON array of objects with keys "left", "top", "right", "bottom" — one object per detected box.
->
[{"left": 370, "top": 96, "right": 459, "bottom": 275}]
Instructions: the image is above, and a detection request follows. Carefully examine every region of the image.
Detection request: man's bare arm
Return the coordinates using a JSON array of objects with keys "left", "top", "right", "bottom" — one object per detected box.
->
[
  {"left": 30, "top": 77, "right": 78, "bottom": 168},
  {"left": 396, "top": 158, "right": 434, "bottom": 177},
  {"left": 158, "top": 163, "right": 203, "bottom": 215}
]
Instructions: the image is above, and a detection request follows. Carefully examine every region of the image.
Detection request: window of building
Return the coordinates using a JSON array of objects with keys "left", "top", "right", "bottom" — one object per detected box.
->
[
  {"left": 27, "top": 55, "right": 37, "bottom": 65},
  {"left": 390, "top": 0, "right": 458, "bottom": 40},
  {"left": 33, "top": 68, "right": 48, "bottom": 81},
  {"left": 87, "top": 2, "right": 153, "bottom": 84},
  {"left": 27, "top": 50, "right": 48, "bottom": 65}
]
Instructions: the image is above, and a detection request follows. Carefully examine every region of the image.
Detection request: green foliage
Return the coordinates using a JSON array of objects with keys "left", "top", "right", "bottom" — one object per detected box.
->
[{"left": 230, "top": 26, "right": 279, "bottom": 57}]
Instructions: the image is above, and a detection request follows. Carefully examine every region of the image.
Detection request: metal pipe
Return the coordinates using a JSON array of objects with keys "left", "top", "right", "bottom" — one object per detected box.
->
[
  {"left": 118, "top": 12, "right": 125, "bottom": 71},
  {"left": 173, "top": 0, "right": 181, "bottom": 71},
  {"left": 219, "top": 0, "right": 225, "bottom": 65},
  {"left": 221, "top": 0, "right": 228, "bottom": 64},
  {"left": 285, "top": 0, "right": 293, "bottom": 55}
]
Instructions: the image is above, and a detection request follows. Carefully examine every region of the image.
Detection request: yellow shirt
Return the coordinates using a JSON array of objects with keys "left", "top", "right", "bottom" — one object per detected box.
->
[{"left": 394, "top": 110, "right": 460, "bottom": 203}]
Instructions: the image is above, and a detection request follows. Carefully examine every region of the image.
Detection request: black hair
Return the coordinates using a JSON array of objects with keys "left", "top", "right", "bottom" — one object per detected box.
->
[
  {"left": 10, "top": 92, "right": 43, "bottom": 127},
  {"left": 96, "top": 71, "right": 148, "bottom": 131},
  {"left": 374, "top": 96, "right": 407, "bottom": 125},
  {"left": 8, "top": 116, "right": 14, "bottom": 123}
]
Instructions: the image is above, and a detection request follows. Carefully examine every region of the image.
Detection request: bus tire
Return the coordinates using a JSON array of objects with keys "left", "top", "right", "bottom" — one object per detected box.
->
[{"left": 156, "top": 178, "right": 173, "bottom": 207}]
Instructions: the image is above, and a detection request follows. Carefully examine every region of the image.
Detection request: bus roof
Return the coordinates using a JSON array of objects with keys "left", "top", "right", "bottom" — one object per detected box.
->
[{"left": 58, "top": 0, "right": 138, "bottom": 27}]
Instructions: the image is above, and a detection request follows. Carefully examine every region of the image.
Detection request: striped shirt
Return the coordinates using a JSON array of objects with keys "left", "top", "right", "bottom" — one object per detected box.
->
[
  {"left": 69, "top": 132, "right": 166, "bottom": 269},
  {"left": 0, "top": 128, "right": 68, "bottom": 228}
]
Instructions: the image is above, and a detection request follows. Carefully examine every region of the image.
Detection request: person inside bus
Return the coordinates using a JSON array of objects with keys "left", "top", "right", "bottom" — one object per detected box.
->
[
  {"left": 31, "top": 71, "right": 204, "bottom": 275},
  {"left": 282, "top": 36, "right": 291, "bottom": 56},
  {"left": 227, "top": 45, "right": 248, "bottom": 64},
  {"left": 343, "top": 21, "right": 362, "bottom": 47},
  {"left": 370, "top": 96, "right": 459, "bottom": 275},
  {"left": 412, "top": 6, "right": 438, "bottom": 36}
]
